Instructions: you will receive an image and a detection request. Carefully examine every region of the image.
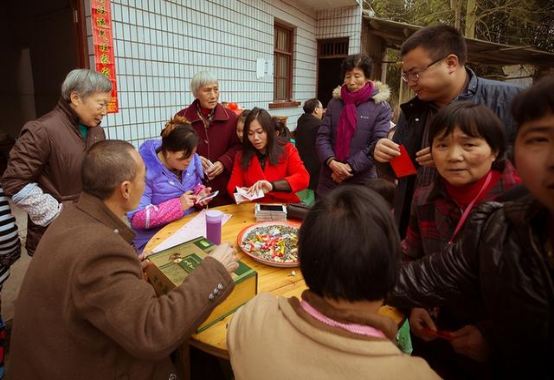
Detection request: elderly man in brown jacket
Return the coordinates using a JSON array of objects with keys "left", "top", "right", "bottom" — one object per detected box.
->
[
  {"left": 9, "top": 140, "right": 239, "bottom": 380},
  {"left": 2, "top": 69, "right": 110, "bottom": 256}
]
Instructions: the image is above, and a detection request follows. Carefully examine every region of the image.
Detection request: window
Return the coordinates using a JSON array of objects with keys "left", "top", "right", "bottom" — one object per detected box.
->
[
  {"left": 319, "top": 38, "right": 349, "bottom": 58},
  {"left": 274, "top": 23, "right": 293, "bottom": 101}
]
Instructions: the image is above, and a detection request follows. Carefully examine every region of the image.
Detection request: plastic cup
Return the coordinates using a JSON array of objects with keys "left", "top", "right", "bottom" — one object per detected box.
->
[{"left": 205, "top": 210, "right": 223, "bottom": 245}]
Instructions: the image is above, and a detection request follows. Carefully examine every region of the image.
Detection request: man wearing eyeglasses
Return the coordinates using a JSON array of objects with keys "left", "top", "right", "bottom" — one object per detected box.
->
[
  {"left": 370, "top": 23, "right": 522, "bottom": 380},
  {"left": 371, "top": 24, "right": 521, "bottom": 240}
]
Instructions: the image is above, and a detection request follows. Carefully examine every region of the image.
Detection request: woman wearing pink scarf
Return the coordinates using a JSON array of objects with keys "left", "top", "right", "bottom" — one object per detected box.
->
[{"left": 315, "top": 54, "right": 392, "bottom": 197}]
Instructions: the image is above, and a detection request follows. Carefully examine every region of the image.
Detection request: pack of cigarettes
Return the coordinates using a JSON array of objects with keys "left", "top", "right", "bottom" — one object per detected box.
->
[{"left": 254, "top": 203, "right": 287, "bottom": 222}]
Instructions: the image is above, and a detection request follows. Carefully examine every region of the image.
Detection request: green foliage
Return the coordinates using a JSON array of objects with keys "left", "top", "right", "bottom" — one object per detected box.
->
[
  {"left": 367, "top": 0, "right": 554, "bottom": 52},
  {"left": 475, "top": 0, "right": 554, "bottom": 52},
  {"left": 369, "top": 0, "right": 454, "bottom": 25},
  {"left": 384, "top": 48, "right": 402, "bottom": 113}
]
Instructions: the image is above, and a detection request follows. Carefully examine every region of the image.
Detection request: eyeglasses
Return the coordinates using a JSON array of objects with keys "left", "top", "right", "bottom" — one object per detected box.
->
[{"left": 401, "top": 56, "right": 446, "bottom": 83}]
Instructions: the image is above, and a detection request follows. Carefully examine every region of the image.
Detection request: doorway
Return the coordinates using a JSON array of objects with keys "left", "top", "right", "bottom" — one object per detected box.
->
[
  {"left": 317, "top": 39, "right": 349, "bottom": 108},
  {"left": 1, "top": 0, "right": 87, "bottom": 139}
]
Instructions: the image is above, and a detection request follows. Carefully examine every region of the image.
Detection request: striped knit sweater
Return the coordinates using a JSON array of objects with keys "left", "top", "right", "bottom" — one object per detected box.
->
[{"left": 0, "top": 187, "right": 21, "bottom": 289}]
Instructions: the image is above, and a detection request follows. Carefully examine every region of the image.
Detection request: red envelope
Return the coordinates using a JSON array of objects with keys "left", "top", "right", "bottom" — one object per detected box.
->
[
  {"left": 421, "top": 327, "right": 453, "bottom": 340},
  {"left": 390, "top": 145, "right": 417, "bottom": 177}
]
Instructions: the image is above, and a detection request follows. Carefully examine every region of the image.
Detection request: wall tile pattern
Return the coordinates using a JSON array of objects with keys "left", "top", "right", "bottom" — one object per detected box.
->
[{"left": 84, "top": 0, "right": 361, "bottom": 145}]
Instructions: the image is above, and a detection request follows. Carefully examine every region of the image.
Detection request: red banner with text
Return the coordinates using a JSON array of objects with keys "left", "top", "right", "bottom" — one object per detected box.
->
[{"left": 91, "top": 0, "right": 118, "bottom": 113}]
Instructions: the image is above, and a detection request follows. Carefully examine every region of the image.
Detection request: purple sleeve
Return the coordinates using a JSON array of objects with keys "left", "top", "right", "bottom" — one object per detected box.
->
[{"left": 347, "top": 102, "right": 391, "bottom": 173}]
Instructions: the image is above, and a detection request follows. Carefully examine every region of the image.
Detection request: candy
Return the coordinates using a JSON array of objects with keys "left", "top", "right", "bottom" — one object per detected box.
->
[{"left": 241, "top": 225, "right": 298, "bottom": 263}]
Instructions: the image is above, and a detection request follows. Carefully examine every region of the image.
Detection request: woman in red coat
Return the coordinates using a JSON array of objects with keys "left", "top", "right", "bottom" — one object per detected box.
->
[{"left": 227, "top": 108, "right": 309, "bottom": 204}]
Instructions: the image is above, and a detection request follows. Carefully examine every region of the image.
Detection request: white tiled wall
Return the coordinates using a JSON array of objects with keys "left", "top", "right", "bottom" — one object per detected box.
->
[
  {"left": 317, "top": 6, "right": 363, "bottom": 55},
  {"left": 84, "top": 0, "right": 361, "bottom": 145}
]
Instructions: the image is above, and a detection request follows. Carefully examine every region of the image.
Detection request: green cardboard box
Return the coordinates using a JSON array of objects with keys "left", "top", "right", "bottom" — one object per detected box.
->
[{"left": 146, "top": 236, "right": 258, "bottom": 332}]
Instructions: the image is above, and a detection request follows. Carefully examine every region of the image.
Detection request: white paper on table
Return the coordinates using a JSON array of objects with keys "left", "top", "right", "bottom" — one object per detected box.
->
[
  {"left": 234, "top": 186, "right": 264, "bottom": 204},
  {"left": 152, "top": 209, "right": 232, "bottom": 253}
]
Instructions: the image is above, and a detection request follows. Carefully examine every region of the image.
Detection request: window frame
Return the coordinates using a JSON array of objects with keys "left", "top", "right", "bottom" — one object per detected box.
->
[{"left": 273, "top": 22, "right": 293, "bottom": 102}]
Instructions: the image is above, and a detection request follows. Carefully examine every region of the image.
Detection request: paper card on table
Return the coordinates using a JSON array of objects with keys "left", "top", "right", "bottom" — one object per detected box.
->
[
  {"left": 152, "top": 209, "right": 232, "bottom": 253},
  {"left": 238, "top": 186, "right": 264, "bottom": 200},
  {"left": 234, "top": 193, "right": 247, "bottom": 204},
  {"left": 234, "top": 186, "right": 264, "bottom": 204},
  {"left": 390, "top": 145, "right": 417, "bottom": 177}
]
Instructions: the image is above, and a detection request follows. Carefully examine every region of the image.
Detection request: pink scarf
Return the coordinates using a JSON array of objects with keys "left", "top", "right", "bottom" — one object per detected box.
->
[
  {"left": 334, "top": 82, "right": 374, "bottom": 161},
  {"left": 300, "top": 300, "right": 386, "bottom": 338}
]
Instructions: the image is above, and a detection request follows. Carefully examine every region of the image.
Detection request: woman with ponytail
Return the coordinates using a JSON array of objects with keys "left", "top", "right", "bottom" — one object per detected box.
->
[
  {"left": 128, "top": 116, "right": 213, "bottom": 252},
  {"left": 315, "top": 54, "right": 392, "bottom": 197}
]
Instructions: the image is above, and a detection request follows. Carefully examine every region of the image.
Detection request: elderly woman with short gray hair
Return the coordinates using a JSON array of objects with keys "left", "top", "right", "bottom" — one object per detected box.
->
[
  {"left": 2, "top": 69, "right": 111, "bottom": 255},
  {"left": 176, "top": 71, "right": 240, "bottom": 206}
]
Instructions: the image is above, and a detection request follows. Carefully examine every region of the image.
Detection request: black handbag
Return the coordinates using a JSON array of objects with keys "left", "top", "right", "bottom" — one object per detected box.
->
[{"left": 287, "top": 201, "right": 312, "bottom": 221}]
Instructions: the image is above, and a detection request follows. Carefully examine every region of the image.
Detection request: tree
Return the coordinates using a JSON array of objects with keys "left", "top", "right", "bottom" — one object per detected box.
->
[
  {"left": 474, "top": 0, "right": 554, "bottom": 52},
  {"left": 452, "top": 0, "right": 463, "bottom": 29},
  {"left": 464, "top": 0, "right": 476, "bottom": 38},
  {"left": 367, "top": 0, "right": 554, "bottom": 52}
]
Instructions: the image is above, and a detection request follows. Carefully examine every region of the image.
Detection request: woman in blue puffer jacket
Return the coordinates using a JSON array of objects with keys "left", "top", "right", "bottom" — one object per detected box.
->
[{"left": 128, "top": 116, "right": 212, "bottom": 252}]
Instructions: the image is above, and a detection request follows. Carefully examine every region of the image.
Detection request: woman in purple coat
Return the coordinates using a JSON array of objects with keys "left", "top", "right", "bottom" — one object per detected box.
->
[
  {"left": 316, "top": 54, "right": 392, "bottom": 197},
  {"left": 128, "top": 116, "right": 212, "bottom": 252}
]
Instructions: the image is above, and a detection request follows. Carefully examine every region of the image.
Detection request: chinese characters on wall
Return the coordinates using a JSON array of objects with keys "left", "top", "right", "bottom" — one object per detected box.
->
[{"left": 91, "top": 0, "right": 118, "bottom": 113}]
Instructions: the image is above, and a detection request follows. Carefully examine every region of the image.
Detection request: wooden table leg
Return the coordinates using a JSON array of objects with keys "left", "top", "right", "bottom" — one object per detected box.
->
[{"left": 180, "top": 343, "right": 191, "bottom": 380}]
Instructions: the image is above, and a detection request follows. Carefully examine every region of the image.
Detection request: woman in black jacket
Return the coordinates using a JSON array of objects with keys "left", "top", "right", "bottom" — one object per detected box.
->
[{"left": 389, "top": 75, "right": 554, "bottom": 379}]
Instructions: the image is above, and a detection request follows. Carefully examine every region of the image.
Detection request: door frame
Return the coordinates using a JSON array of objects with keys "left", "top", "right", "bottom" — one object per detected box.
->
[
  {"left": 71, "top": 0, "right": 89, "bottom": 68},
  {"left": 316, "top": 38, "right": 349, "bottom": 106}
]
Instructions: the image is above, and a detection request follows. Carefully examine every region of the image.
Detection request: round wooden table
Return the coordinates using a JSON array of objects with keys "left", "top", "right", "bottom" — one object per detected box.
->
[{"left": 145, "top": 203, "right": 403, "bottom": 360}]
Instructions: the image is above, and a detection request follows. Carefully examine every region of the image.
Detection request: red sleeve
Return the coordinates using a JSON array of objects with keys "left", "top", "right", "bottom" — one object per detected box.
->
[
  {"left": 283, "top": 144, "right": 310, "bottom": 193},
  {"left": 217, "top": 133, "right": 240, "bottom": 171},
  {"left": 217, "top": 119, "right": 241, "bottom": 173},
  {"left": 227, "top": 152, "right": 244, "bottom": 199}
]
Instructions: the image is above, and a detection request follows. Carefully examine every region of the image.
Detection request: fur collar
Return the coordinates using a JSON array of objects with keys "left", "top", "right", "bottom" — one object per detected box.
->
[{"left": 332, "top": 81, "right": 391, "bottom": 104}]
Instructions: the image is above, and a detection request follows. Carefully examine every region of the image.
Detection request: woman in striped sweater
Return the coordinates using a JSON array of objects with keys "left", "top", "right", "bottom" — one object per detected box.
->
[{"left": 0, "top": 186, "right": 21, "bottom": 379}]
